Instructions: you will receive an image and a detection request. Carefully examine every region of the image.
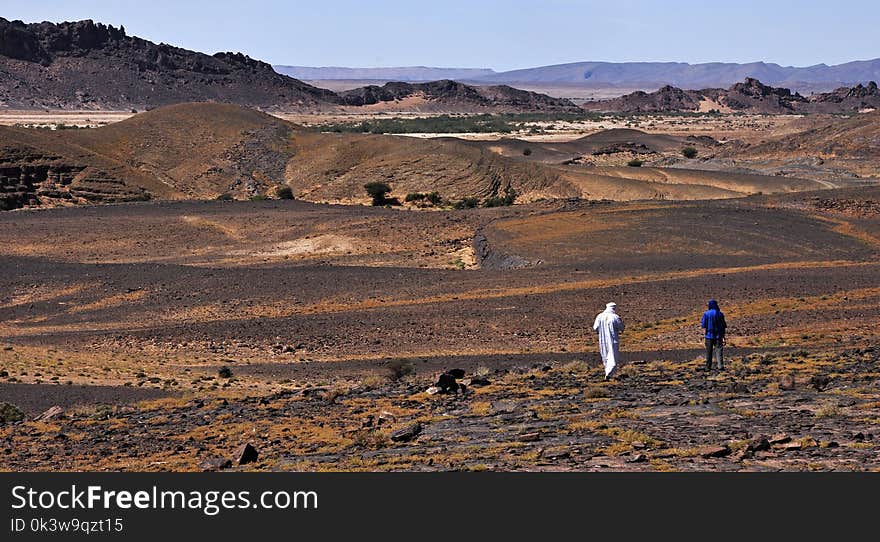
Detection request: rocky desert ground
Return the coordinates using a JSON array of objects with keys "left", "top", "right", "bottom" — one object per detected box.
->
[{"left": 1, "top": 181, "right": 879, "bottom": 471}]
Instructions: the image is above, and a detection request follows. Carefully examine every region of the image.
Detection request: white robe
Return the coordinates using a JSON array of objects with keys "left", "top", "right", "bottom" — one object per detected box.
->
[{"left": 593, "top": 308, "right": 624, "bottom": 377}]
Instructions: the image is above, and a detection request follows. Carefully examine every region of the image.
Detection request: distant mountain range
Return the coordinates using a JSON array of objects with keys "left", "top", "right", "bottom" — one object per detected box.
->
[
  {"left": 287, "top": 60, "right": 880, "bottom": 94},
  {"left": 275, "top": 66, "right": 496, "bottom": 81}
]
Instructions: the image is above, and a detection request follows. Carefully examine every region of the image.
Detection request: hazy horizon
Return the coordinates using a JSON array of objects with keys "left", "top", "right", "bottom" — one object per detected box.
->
[{"left": 3, "top": 0, "right": 879, "bottom": 71}]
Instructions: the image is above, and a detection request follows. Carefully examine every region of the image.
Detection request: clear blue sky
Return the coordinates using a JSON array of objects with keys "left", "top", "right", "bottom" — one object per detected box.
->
[{"left": 4, "top": 0, "right": 878, "bottom": 71}]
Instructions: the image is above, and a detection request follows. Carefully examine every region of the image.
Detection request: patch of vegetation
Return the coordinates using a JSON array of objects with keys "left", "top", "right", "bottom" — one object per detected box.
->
[
  {"left": 364, "top": 181, "right": 392, "bottom": 206},
  {"left": 350, "top": 428, "right": 389, "bottom": 449},
  {"left": 483, "top": 188, "right": 518, "bottom": 208},
  {"left": 215, "top": 193, "right": 234, "bottom": 201},
  {"left": 218, "top": 366, "right": 233, "bottom": 378},
  {"left": 273, "top": 185, "right": 294, "bottom": 200},
  {"left": 91, "top": 404, "right": 114, "bottom": 420},
  {"left": 681, "top": 147, "right": 699, "bottom": 159},
  {"left": 249, "top": 194, "right": 269, "bottom": 201},
  {"left": 627, "top": 159, "right": 644, "bottom": 167},
  {"left": 522, "top": 147, "right": 532, "bottom": 156},
  {"left": 360, "top": 373, "right": 388, "bottom": 390},
  {"left": 387, "top": 360, "right": 415, "bottom": 381},
  {"left": 453, "top": 197, "right": 480, "bottom": 209},
  {"left": 0, "top": 402, "right": 24, "bottom": 424},
  {"left": 314, "top": 112, "right": 604, "bottom": 135},
  {"left": 404, "top": 191, "right": 443, "bottom": 206},
  {"left": 584, "top": 385, "right": 610, "bottom": 399}
]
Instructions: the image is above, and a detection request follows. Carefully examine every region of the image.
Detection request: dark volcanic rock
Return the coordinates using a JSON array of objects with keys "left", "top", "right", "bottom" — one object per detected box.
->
[
  {"left": 445, "top": 368, "right": 466, "bottom": 379},
  {"left": 389, "top": 423, "right": 422, "bottom": 442},
  {"left": 698, "top": 445, "right": 731, "bottom": 458},
  {"left": 233, "top": 443, "right": 259, "bottom": 465},
  {"left": 810, "top": 375, "right": 831, "bottom": 391},
  {"left": 435, "top": 373, "right": 459, "bottom": 394}
]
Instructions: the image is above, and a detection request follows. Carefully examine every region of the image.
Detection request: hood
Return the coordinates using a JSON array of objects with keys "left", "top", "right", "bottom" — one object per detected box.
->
[
  {"left": 605, "top": 302, "right": 617, "bottom": 312},
  {"left": 708, "top": 299, "right": 720, "bottom": 310}
]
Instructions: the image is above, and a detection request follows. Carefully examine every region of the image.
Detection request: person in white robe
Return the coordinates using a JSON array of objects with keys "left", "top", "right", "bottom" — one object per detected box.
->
[{"left": 592, "top": 302, "right": 625, "bottom": 380}]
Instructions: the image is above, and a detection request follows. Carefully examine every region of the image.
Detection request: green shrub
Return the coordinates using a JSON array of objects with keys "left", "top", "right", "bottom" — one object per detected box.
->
[
  {"left": 0, "top": 402, "right": 24, "bottom": 424},
  {"left": 453, "top": 197, "right": 480, "bottom": 209},
  {"left": 364, "top": 181, "right": 392, "bottom": 206},
  {"left": 627, "top": 159, "right": 644, "bottom": 167},
  {"left": 387, "top": 360, "right": 415, "bottom": 381},
  {"left": 274, "top": 185, "right": 294, "bottom": 199},
  {"left": 404, "top": 191, "right": 443, "bottom": 206},
  {"left": 681, "top": 147, "right": 698, "bottom": 159},
  {"left": 483, "top": 188, "right": 518, "bottom": 208}
]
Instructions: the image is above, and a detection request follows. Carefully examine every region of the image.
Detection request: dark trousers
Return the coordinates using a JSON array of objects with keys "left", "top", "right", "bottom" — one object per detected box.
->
[{"left": 705, "top": 338, "right": 723, "bottom": 369}]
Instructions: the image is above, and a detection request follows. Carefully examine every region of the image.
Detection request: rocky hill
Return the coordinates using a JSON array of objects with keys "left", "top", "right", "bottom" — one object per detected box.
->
[
  {"left": 722, "top": 109, "right": 880, "bottom": 160},
  {"left": 0, "top": 103, "right": 295, "bottom": 209},
  {"left": 584, "top": 78, "right": 880, "bottom": 114},
  {"left": 0, "top": 18, "right": 339, "bottom": 110},
  {"left": 0, "top": 18, "right": 580, "bottom": 113},
  {"left": 337, "top": 80, "right": 580, "bottom": 112}
]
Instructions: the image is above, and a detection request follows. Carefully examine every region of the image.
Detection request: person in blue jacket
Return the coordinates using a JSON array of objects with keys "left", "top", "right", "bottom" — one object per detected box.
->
[{"left": 701, "top": 299, "right": 727, "bottom": 370}]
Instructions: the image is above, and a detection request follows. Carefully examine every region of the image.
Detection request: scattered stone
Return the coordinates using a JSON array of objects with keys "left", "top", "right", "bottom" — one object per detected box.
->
[
  {"left": 698, "top": 445, "right": 730, "bottom": 459},
  {"left": 725, "top": 382, "right": 750, "bottom": 394},
  {"left": 425, "top": 386, "right": 442, "bottom": 395},
  {"left": 35, "top": 405, "right": 64, "bottom": 422},
  {"left": 377, "top": 410, "right": 396, "bottom": 425},
  {"left": 518, "top": 432, "right": 542, "bottom": 443},
  {"left": 852, "top": 432, "right": 865, "bottom": 442},
  {"left": 435, "top": 373, "right": 459, "bottom": 393},
  {"left": 780, "top": 441, "right": 803, "bottom": 451},
  {"left": 545, "top": 450, "right": 571, "bottom": 460},
  {"left": 390, "top": 423, "right": 422, "bottom": 443},
  {"left": 461, "top": 376, "right": 491, "bottom": 387},
  {"left": 631, "top": 441, "right": 647, "bottom": 450},
  {"left": 0, "top": 402, "right": 24, "bottom": 424},
  {"left": 198, "top": 457, "right": 232, "bottom": 471},
  {"left": 233, "top": 443, "right": 259, "bottom": 465},
  {"left": 769, "top": 434, "right": 791, "bottom": 445},
  {"left": 779, "top": 374, "right": 796, "bottom": 390},
  {"left": 626, "top": 453, "right": 648, "bottom": 463},
  {"left": 747, "top": 437, "right": 771, "bottom": 452},
  {"left": 732, "top": 449, "right": 753, "bottom": 461},
  {"left": 810, "top": 375, "right": 831, "bottom": 391}
]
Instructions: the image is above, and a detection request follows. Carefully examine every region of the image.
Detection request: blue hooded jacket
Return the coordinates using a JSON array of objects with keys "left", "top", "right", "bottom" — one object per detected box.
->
[{"left": 701, "top": 299, "right": 727, "bottom": 340}]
